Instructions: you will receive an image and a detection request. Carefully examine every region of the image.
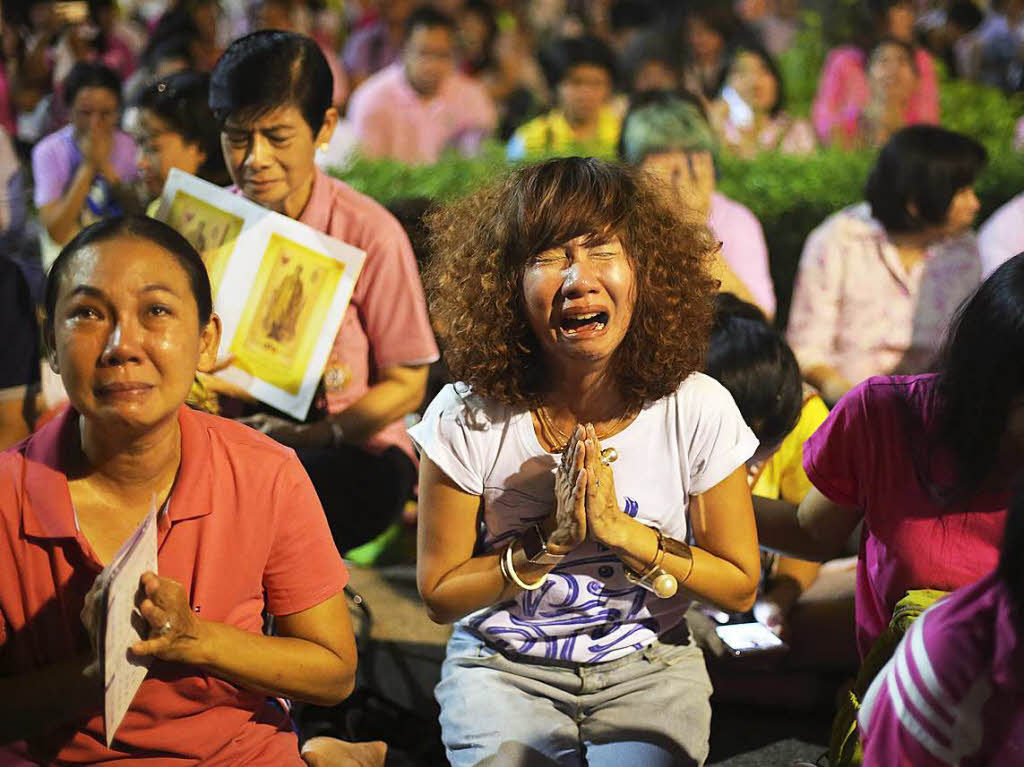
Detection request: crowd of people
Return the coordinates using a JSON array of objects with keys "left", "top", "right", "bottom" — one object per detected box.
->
[{"left": 2, "top": 0, "right": 1024, "bottom": 765}]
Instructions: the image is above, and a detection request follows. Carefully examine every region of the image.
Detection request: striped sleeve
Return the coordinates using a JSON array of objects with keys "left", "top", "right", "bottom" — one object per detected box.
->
[{"left": 859, "top": 611, "right": 990, "bottom": 766}]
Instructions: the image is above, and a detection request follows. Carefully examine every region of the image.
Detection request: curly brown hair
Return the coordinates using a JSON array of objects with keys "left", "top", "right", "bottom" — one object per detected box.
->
[{"left": 424, "top": 157, "right": 719, "bottom": 410}]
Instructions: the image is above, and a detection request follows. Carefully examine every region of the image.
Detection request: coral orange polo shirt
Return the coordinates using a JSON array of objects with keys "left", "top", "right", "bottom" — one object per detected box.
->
[{"left": 0, "top": 405, "right": 348, "bottom": 764}]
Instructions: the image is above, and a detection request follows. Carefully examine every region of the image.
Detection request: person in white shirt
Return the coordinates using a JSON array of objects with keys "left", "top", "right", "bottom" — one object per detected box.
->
[{"left": 411, "top": 157, "right": 761, "bottom": 766}]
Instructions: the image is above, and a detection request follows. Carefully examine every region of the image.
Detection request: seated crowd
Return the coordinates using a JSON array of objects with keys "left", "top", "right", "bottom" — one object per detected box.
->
[{"left": 1, "top": 1, "right": 1024, "bottom": 766}]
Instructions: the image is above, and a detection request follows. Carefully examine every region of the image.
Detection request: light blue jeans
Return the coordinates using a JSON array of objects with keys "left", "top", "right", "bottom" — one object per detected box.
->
[{"left": 436, "top": 624, "right": 713, "bottom": 767}]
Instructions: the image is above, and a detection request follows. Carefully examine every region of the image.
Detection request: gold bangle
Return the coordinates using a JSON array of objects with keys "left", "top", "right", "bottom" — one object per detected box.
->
[{"left": 636, "top": 527, "right": 665, "bottom": 580}]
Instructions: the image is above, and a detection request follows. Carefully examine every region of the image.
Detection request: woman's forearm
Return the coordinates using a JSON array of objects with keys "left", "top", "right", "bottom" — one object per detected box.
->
[
  {"left": 0, "top": 654, "right": 101, "bottom": 745},
  {"left": 41, "top": 162, "right": 95, "bottom": 245},
  {"left": 753, "top": 496, "right": 841, "bottom": 562},
  {"left": 419, "top": 542, "right": 558, "bottom": 624},
  {"left": 192, "top": 621, "right": 354, "bottom": 706},
  {"left": 607, "top": 517, "right": 759, "bottom": 613},
  {"left": 330, "top": 365, "right": 428, "bottom": 445}
]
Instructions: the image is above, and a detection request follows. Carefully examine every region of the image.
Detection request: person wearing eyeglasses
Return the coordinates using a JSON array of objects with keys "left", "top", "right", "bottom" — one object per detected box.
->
[
  {"left": 347, "top": 5, "right": 497, "bottom": 164},
  {"left": 31, "top": 61, "right": 140, "bottom": 266}
]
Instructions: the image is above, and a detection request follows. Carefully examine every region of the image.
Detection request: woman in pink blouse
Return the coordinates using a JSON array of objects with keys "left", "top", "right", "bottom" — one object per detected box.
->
[
  {"left": 787, "top": 125, "right": 985, "bottom": 406},
  {"left": 812, "top": 0, "right": 939, "bottom": 148}
]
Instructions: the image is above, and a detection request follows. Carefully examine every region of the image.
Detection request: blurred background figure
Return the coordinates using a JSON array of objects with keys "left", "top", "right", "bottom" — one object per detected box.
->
[
  {"left": 711, "top": 44, "right": 817, "bottom": 156},
  {"left": 812, "top": 0, "right": 939, "bottom": 148},
  {"left": 620, "top": 90, "right": 776, "bottom": 319},
  {"left": 133, "top": 70, "right": 228, "bottom": 208},
  {"left": 348, "top": 6, "right": 496, "bottom": 163},
  {"left": 343, "top": 0, "right": 412, "bottom": 91},
  {"left": 32, "top": 61, "right": 139, "bottom": 264},
  {"left": 787, "top": 125, "right": 985, "bottom": 405},
  {"left": 507, "top": 35, "right": 619, "bottom": 160}
]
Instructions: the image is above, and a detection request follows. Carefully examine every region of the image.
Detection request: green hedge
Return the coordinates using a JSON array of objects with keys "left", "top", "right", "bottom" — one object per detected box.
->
[{"left": 332, "top": 64, "right": 1024, "bottom": 327}]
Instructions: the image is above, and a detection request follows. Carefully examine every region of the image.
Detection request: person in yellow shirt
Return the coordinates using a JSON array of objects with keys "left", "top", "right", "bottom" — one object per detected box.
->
[
  {"left": 506, "top": 36, "right": 621, "bottom": 161},
  {"left": 706, "top": 295, "right": 855, "bottom": 678}
]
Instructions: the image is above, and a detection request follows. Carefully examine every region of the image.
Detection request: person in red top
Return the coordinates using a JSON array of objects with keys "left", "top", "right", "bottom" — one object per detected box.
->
[
  {"left": 0, "top": 216, "right": 356, "bottom": 764},
  {"left": 208, "top": 30, "right": 440, "bottom": 550}
]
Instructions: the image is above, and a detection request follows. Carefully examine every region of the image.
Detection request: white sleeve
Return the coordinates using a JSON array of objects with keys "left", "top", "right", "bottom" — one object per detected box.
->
[
  {"left": 681, "top": 374, "right": 759, "bottom": 495},
  {"left": 407, "top": 383, "right": 493, "bottom": 496}
]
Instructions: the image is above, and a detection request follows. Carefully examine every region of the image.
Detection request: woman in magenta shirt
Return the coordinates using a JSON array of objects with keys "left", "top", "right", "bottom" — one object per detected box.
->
[{"left": 756, "top": 253, "right": 1024, "bottom": 657}]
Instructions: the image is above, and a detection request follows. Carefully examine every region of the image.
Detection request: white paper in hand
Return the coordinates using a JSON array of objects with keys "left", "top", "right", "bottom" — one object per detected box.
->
[{"left": 102, "top": 501, "right": 159, "bottom": 746}]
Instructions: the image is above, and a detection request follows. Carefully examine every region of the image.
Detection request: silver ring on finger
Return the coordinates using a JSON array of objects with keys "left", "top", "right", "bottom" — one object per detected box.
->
[{"left": 159, "top": 619, "right": 173, "bottom": 635}]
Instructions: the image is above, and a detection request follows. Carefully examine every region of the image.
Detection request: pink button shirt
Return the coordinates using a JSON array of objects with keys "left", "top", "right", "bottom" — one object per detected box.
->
[
  {"left": 347, "top": 63, "right": 497, "bottom": 164},
  {"left": 707, "top": 191, "right": 776, "bottom": 318},
  {"left": 860, "top": 571, "right": 1024, "bottom": 766},
  {"left": 812, "top": 46, "right": 940, "bottom": 147},
  {"left": 0, "top": 405, "right": 347, "bottom": 764},
  {"left": 803, "top": 375, "right": 1007, "bottom": 658},
  {"left": 297, "top": 169, "right": 439, "bottom": 460},
  {"left": 787, "top": 203, "right": 980, "bottom": 387}
]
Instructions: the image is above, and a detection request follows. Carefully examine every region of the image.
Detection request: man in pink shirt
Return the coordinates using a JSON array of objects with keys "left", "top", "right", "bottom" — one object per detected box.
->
[{"left": 347, "top": 6, "right": 497, "bottom": 164}]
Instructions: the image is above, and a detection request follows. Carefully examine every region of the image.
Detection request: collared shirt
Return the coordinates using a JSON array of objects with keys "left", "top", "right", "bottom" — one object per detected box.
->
[
  {"left": 786, "top": 203, "right": 981, "bottom": 387},
  {"left": 347, "top": 63, "right": 497, "bottom": 164},
  {"left": 978, "top": 191, "right": 1024, "bottom": 279},
  {"left": 506, "top": 106, "right": 622, "bottom": 162},
  {"left": 707, "top": 191, "right": 777, "bottom": 319},
  {"left": 0, "top": 405, "right": 347, "bottom": 764},
  {"left": 297, "top": 169, "right": 439, "bottom": 460}
]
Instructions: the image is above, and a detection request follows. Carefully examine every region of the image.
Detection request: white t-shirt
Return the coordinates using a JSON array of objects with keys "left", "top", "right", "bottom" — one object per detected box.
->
[{"left": 409, "top": 373, "right": 758, "bottom": 664}]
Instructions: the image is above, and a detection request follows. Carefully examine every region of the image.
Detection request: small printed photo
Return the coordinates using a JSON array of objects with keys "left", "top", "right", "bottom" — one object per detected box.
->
[
  {"left": 166, "top": 190, "right": 244, "bottom": 297},
  {"left": 230, "top": 233, "right": 345, "bottom": 394}
]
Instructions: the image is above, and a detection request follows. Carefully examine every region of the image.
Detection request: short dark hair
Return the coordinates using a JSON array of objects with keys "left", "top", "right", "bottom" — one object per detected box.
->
[
  {"left": 44, "top": 216, "right": 213, "bottom": 333},
  {"left": 210, "top": 30, "right": 333, "bottom": 134},
  {"left": 541, "top": 36, "right": 618, "bottom": 90},
  {"left": 727, "top": 45, "right": 785, "bottom": 115},
  {"left": 142, "top": 36, "right": 196, "bottom": 72},
  {"left": 405, "top": 5, "right": 455, "bottom": 37},
  {"left": 948, "top": 1, "right": 983, "bottom": 32},
  {"left": 865, "top": 125, "right": 986, "bottom": 234},
  {"left": 64, "top": 61, "right": 122, "bottom": 107},
  {"left": 136, "top": 71, "right": 229, "bottom": 186},
  {"left": 705, "top": 293, "right": 802, "bottom": 451}
]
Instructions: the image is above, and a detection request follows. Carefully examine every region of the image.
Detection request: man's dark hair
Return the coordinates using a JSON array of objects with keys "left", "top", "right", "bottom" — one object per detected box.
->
[
  {"left": 210, "top": 30, "right": 333, "bottom": 134},
  {"left": 405, "top": 5, "right": 455, "bottom": 38},
  {"left": 540, "top": 36, "right": 618, "bottom": 90}
]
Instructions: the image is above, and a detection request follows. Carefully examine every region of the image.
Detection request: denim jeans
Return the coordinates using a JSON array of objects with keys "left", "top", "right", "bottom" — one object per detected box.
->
[{"left": 436, "top": 623, "right": 713, "bottom": 767}]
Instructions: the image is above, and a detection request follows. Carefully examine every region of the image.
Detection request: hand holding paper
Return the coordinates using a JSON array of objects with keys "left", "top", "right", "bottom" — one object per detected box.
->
[{"left": 130, "top": 572, "right": 206, "bottom": 663}]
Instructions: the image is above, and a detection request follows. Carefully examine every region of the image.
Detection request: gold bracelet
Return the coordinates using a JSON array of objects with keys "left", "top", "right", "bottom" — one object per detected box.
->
[{"left": 635, "top": 527, "right": 665, "bottom": 580}]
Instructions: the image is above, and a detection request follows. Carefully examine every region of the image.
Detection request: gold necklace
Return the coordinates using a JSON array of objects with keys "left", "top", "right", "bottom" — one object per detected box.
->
[{"left": 535, "top": 405, "right": 630, "bottom": 457}]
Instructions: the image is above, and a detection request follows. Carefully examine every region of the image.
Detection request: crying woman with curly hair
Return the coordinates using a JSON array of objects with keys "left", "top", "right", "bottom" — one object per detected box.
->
[{"left": 409, "top": 157, "right": 761, "bottom": 766}]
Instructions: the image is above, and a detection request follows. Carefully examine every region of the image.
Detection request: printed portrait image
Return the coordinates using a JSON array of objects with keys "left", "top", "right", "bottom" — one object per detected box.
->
[
  {"left": 165, "top": 190, "right": 244, "bottom": 297},
  {"left": 230, "top": 233, "right": 345, "bottom": 394}
]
